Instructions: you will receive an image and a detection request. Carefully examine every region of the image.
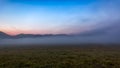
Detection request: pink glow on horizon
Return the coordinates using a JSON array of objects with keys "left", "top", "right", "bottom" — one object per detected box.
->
[
  {"left": 0, "top": 28, "right": 82, "bottom": 35},
  {"left": 0, "top": 23, "right": 96, "bottom": 35},
  {"left": 0, "top": 29, "right": 69, "bottom": 36}
]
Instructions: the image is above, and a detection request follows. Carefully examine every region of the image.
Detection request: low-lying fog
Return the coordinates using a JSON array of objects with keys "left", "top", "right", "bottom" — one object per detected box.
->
[
  {"left": 0, "top": 22, "right": 120, "bottom": 46},
  {"left": 0, "top": 35, "right": 119, "bottom": 46}
]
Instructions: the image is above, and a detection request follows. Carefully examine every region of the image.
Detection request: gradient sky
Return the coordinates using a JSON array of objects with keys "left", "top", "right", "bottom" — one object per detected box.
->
[{"left": 0, "top": 0, "right": 120, "bottom": 35}]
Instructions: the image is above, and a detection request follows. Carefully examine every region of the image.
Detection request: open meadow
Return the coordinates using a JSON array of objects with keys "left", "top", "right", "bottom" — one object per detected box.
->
[{"left": 0, "top": 44, "right": 120, "bottom": 68}]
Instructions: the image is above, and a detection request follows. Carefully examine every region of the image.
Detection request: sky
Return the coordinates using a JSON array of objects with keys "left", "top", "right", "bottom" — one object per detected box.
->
[{"left": 0, "top": 0, "right": 120, "bottom": 35}]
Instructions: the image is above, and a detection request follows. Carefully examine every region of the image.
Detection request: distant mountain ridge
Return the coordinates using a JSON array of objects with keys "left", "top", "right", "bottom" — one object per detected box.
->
[
  {"left": 14, "top": 34, "right": 68, "bottom": 38},
  {"left": 0, "top": 22, "right": 120, "bottom": 44},
  {"left": 0, "top": 22, "right": 120, "bottom": 39},
  {"left": 0, "top": 31, "right": 11, "bottom": 39},
  {"left": 0, "top": 31, "right": 69, "bottom": 39}
]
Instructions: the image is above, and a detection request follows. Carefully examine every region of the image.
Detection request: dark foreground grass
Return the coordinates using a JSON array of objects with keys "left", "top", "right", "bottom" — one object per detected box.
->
[{"left": 0, "top": 44, "right": 120, "bottom": 68}]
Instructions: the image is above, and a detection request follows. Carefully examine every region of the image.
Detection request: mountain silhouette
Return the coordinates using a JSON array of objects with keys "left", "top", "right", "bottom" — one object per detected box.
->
[
  {"left": 0, "top": 22, "right": 120, "bottom": 44},
  {"left": 0, "top": 31, "right": 68, "bottom": 39},
  {"left": 0, "top": 22, "right": 120, "bottom": 41},
  {"left": 0, "top": 31, "right": 11, "bottom": 39},
  {"left": 14, "top": 34, "right": 68, "bottom": 38}
]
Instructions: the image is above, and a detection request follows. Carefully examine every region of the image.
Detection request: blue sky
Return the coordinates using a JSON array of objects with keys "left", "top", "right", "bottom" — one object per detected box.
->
[{"left": 0, "top": 0, "right": 120, "bottom": 35}]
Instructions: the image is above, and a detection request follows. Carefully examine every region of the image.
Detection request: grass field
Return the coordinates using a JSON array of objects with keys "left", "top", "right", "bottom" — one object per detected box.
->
[{"left": 0, "top": 44, "right": 120, "bottom": 68}]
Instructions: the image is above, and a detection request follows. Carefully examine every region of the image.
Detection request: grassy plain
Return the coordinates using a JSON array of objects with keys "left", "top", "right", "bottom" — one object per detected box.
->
[{"left": 0, "top": 44, "right": 120, "bottom": 68}]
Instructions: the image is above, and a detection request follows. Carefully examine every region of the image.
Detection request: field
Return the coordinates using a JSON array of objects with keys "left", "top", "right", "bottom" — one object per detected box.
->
[{"left": 0, "top": 44, "right": 120, "bottom": 68}]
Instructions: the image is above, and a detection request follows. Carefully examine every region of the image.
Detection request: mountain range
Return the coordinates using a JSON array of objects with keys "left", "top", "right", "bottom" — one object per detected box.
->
[
  {"left": 0, "top": 31, "right": 69, "bottom": 39},
  {"left": 0, "top": 22, "right": 120, "bottom": 44},
  {"left": 0, "top": 22, "right": 120, "bottom": 39}
]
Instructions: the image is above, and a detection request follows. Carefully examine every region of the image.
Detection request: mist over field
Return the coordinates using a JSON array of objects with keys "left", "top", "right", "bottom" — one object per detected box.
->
[
  {"left": 0, "top": 34, "right": 119, "bottom": 45},
  {"left": 0, "top": 21, "right": 120, "bottom": 45}
]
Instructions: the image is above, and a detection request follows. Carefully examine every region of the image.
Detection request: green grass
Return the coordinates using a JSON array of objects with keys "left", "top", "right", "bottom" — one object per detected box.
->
[{"left": 0, "top": 44, "right": 120, "bottom": 68}]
